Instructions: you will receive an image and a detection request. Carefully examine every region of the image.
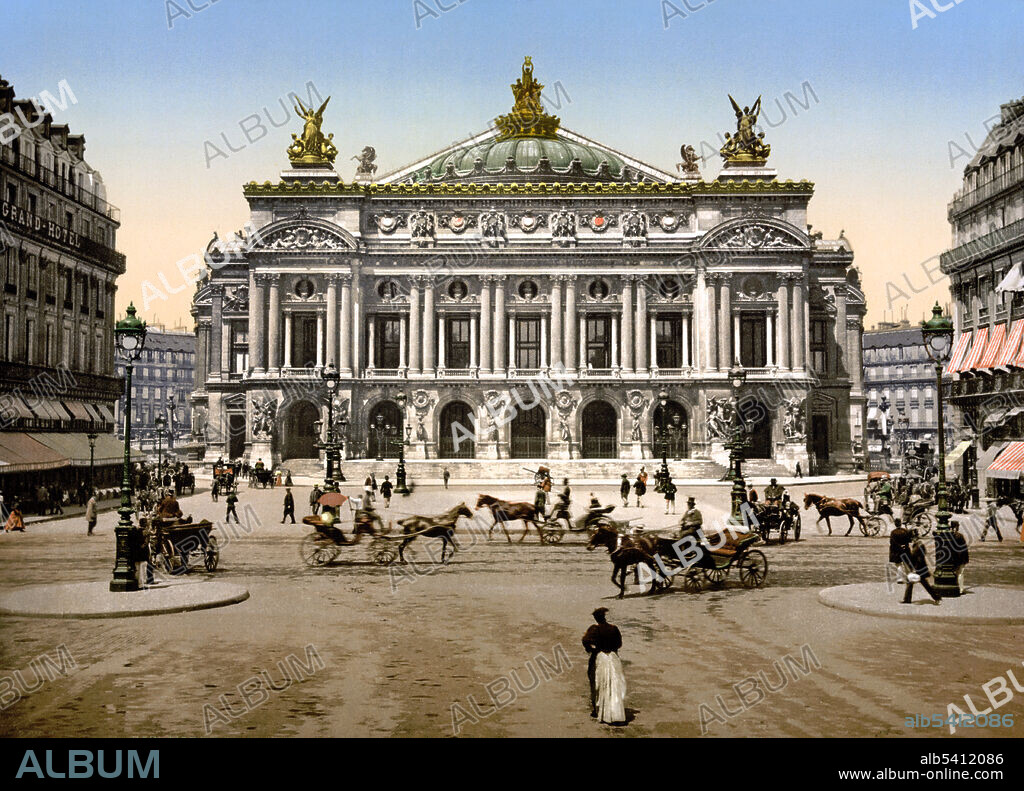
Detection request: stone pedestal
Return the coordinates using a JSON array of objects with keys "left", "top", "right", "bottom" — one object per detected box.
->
[
  {"left": 480, "top": 442, "right": 500, "bottom": 460},
  {"left": 623, "top": 441, "right": 644, "bottom": 460},
  {"left": 249, "top": 439, "right": 273, "bottom": 467}
]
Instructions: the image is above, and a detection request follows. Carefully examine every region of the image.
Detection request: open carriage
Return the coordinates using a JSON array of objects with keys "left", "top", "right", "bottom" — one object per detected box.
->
[
  {"left": 142, "top": 515, "right": 219, "bottom": 574},
  {"left": 675, "top": 532, "right": 769, "bottom": 593}
]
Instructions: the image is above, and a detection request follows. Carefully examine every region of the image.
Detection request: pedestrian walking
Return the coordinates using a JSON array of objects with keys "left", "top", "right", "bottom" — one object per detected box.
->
[
  {"left": 363, "top": 476, "right": 375, "bottom": 504},
  {"left": 225, "top": 489, "right": 239, "bottom": 523},
  {"left": 310, "top": 484, "right": 322, "bottom": 515},
  {"left": 795, "top": 462, "right": 803, "bottom": 479},
  {"left": 981, "top": 499, "right": 1003, "bottom": 542},
  {"left": 949, "top": 520, "right": 970, "bottom": 591},
  {"left": 285, "top": 471, "right": 293, "bottom": 487},
  {"left": 52, "top": 486, "right": 65, "bottom": 515},
  {"left": 899, "top": 530, "right": 941, "bottom": 605},
  {"left": 86, "top": 491, "right": 98, "bottom": 536},
  {"left": 888, "top": 518, "right": 911, "bottom": 585},
  {"left": 619, "top": 473, "right": 630, "bottom": 507},
  {"left": 371, "top": 473, "right": 378, "bottom": 495},
  {"left": 663, "top": 479, "right": 677, "bottom": 514},
  {"left": 533, "top": 484, "right": 547, "bottom": 519},
  {"left": 442, "top": 467, "right": 450, "bottom": 489},
  {"left": 633, "top": 470, "right": 647, "bottom": 508},
  {"left": 282, "top": 487, "right": 295, "bottom": 524},
  {"left": 380, "top": 476, "right": 393, "bottom": 508},
  {"left": 582, "top": 607, "right": 626, "bottom": 725},
  {"left": 211, "top": 478, "right": 219, "bottom": 502}
]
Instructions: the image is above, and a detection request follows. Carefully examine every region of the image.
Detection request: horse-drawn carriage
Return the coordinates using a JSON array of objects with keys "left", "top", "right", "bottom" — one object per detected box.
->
[
  {"left": 748, "top": 499, "right": 801, "bottom": 543},
  {"left": 141, "top": 515, "right": 219, "bottom": 573},
  {"left": 676, "top": 532, "right": 769, "bottom": 593},
  {"left": 251, "top": 467, "right": 275, "bottom": 488}
]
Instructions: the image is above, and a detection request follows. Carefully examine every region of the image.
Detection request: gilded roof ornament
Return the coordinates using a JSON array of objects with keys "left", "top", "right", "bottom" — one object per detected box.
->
[
  {"left": 287, "top": 96, "right": 338, "bottom": 166},
  {"left": 720, "top": 95, "right": 771, "bottom": 165},
  {"left": 494, "top": 57, "right": 560, "bottom": 141}
]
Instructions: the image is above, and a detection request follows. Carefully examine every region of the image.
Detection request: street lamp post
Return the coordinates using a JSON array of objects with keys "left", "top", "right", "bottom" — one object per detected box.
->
[
  {"left": 335, "top": 410, "right": 347, "bottom": 483},
  {"left": 87, "top": 431, "right": 97, "bottom": 493},
  {"left": 373, "top": 415, "right": 387, "bottom": 461},
  {"left": 110, "top": 304, "right": 147, "bottom": 593},
  {"left": 727, "top": 363, "right": 747, "bottom": 522},
  {"left": 155, "top": 414, "right": 166, "bottom": 489},
  {"left": 394, "top": 392, "right": 410, "bottom": 495},
  {"left": 657, "top": 389, "right": 670, "bottom": 485},
  {"left": 921, "top": 302, "right": 958, "bottom": 598},
  {"left": 321, "top": 362, "right": 339, "bottom": 491}
]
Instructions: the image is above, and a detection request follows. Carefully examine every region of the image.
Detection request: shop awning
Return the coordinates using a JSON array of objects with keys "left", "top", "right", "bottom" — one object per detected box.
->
[
  {"left": 997, "top": 320, "right": 1024, "bottom": 367},
  {"left": 1, "top": 395, "right": 37, "bottom": 421},
  {"left": 946, "top": 331, "right": 973, "bottom": 374},
  {"left": 945, "top": 439, "right": 972, "bottom": 466},
  {"left": 92, "top": 432, "right": 143, "bottom": 465},
  {"left": 95, "top": 404, "right": 115, "bottom": 422},
  {"left": 996, "top": 262, "right": 1024, "bottom": 293},
  {"left": 0, "top": 433, "right": 70, "bottom": 474},
  {"left": 31, "top": 432, "right": 140, "bottom": 466},
  {"left": 983, "top": 408, "right": 1009, "bottom": 427},
  {"left": 83, "top": 404, "right": 103, "bottom": 422},
  {"left": 61, "top": 401, "right": 93, "bottom": 421},
  {"left": 979, "top": 323, "right": 1007, "bottom": 369},
  {"left": 961, "top": 327, "right": 989, "bottom": 371},
  {"left": 988, "top": 441, "right": 1024, "bottom": 479}
]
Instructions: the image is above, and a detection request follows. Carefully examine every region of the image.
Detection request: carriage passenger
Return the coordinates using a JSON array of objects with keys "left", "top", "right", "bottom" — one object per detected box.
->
[
  {"left": 678, "top": 496, "right": 703, "bottom": 540},
  {"left": 764, "top": 478, "right": 785, "bottom": 506}
]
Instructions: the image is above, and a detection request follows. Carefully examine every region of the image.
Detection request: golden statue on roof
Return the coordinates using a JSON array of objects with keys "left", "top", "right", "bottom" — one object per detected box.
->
[
  {"left": 720, "top": 95, "right": 771, "bottom": 165},
  {"left": 495, "top": 57, "right": 561, "bottom": 141},
  {"left": 287, "top": 96, "right": 338, "bottom": 166}
]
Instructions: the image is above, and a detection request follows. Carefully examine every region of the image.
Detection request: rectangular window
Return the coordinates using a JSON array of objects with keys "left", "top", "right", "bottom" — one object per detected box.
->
[
  {"left": 25, "top": 318, "right": 34, "bottom": 362},
  {"left": 585, "top": 316, "right": 612, "bottom": 369},
  {"left": 810, "top": 319, "right": 828, "bottom": 374},
  {"left": 656, "top": 314, "right": 682, "bottom": 368},
  {"left": 232, "top": 323, "right": 249, "bottom": 372},
  {"left": 375, "top": 315, "right": 402, "bottom": 369},
  {"left": 446, "top": 315, "right": 471, "bottom": 369},
  {"left": 515, "top": 317, "right": 541, "bottom": 369},
  {"left": 739, "top": 313, "right": 767, "bottom": 368},
  {"left": 4, "top": 315, "right": 14, "bottom": 359}
]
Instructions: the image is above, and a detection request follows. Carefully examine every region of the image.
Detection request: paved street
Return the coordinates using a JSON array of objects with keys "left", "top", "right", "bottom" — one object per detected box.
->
[{"left": 1, "top": 479, "right": 1022, "bottom": 738}]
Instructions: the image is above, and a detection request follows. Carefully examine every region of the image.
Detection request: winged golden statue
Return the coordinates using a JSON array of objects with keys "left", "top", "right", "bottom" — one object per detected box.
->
[
  {"left": 287, "top": 96, "right": 338, "bottom": 165},
  {"left": 720, "top": 94, "right": 771, "bottom": 164}
]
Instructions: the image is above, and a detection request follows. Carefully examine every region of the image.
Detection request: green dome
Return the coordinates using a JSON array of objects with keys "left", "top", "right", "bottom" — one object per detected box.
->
[{"left": 419, "top": 133, "right": 630, "bottom": 183}]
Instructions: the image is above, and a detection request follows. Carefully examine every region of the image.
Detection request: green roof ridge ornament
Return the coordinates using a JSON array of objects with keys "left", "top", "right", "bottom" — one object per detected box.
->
[{"left": 494, "top": 57, "right": 560, "bottom": 141}]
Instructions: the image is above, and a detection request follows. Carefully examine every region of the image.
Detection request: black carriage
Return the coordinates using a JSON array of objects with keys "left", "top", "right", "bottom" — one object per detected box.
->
[
  {"left": 674, "top": 533, "right": 769, "bottom": 593},
  {"left": 251, "top": 468, "right": 275, "bottom": 488},
  {"left": 300, "top": 512, "right": 401, "bottom": 566},
  {"left": 749, "top": 501, "right": 801, "bottom": 544},
  {"left": 145, "top": 517, "right": 219, "bottom": 573}
]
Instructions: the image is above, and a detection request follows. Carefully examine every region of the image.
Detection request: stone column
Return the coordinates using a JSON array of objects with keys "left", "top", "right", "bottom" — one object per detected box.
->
[
  {"left": 437, "top": 316, "right": 446, "bottom": 369},
  {"left": 635, "top": 277, "right": 648, "bottom": 372},
  {"left": 326, "top": 273, "right": 339, "bottom": 369},
  {"left": 549, "top": 277, "right": 563, "bottom": 369},
  {"left": 315, "top": 312, "right": 324, "bottom": 368},
  {"left": 564, "top": 275, "right": 577, "bottom": 372},
  {"left": 693, "top": 267, "right": 705, "bottom": 371},
  {"left": 620, "top": 276, "right": 634, "bottom": 372},
  {"left": 791, "top": 274, "right": 806, "bottom": 370},
  {"left": 578, "top": 315, "right": 585, "bottom": 367},
  {"left": 399, "top": 315, "right": 407, "bottom": 370},
  {"left": 220, "top": 321, "right": 231, "bottom": 376},
  {"left": 195, "top": 321, "right": 209, "bottom": 385},
  {"left": 367, "top": 315, "right": 375, "bottom": 369},
  {"left": 650, "top": 312, "right": 658, "bottom": 368},
  {"left": 682, "top": 314, "right": 691, "bottom": 367},
  {"left": 834, "top": 284, "right": 847, "bottom": 377},
  {"left": 267, "top": 274, "right": 281, "bottom": 373},
  {"left": 705, "top": 273, "right": 718, "bottom": 371},
  {"left": 493, "top": 278, "right": 506, "bottom": 373},
  {"left": 541, "top": 315, "right": 548, "bottom": 368},
  {"left": 283, "top": 313, "right": 292, "bottom": 368},
  {"left": 507, "top": 315, "right": 515, "bottom": 368},
  {"left": 776, "top": 276, "right": 790, "bottom": 369},
  {"left": 350, "top": 261, "right": 362, "bottom": 376},
  {"left": 718, "top": 279, "right": 731, "bottom": 370},
  {"left": 408, "top": 278, "right": 422, "bottom": 374},
  {"left": 479, "top": 277, "right": 492, "bottom": 373},
  {"left": 612, "top": 315, "right": 620, "bottom": 368},
  {"left": 470, "top": 314, "right": 478, "bottom": 369},
  {"left": 423, "top": 279, "right": 436, "bottom": 375},
  {"left": 733, "top": 314, "right": 741, "bottom": 364},
  {"left": 211, "top": 284, "right": 225, "bottom": 380},
  {"left": 340, "top": 274, "right": 353, "bottom": 375}
]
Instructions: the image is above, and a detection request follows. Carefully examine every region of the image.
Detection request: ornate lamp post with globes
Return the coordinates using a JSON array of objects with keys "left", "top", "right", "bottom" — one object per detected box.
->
[
  {"left": 394, "top": 391, "right": 410, "bottom": 495},
  {"left": 656, "top": 389, "right": 671, "bottom": 486},
  {"left": 321, "top": 362, "right": 340, "bottom": 491},
  {"left": 727, "top": 363, "right": 748, "bottom": 522},
  {"left": 155, "top": 414, "right": 166, "bottom": 487},
  {"left": 87, "top": 431, "right": 97, "bottom": 492},
  {"left": 921, "top": 302, "right": 958, "bottom": 597},
  {"left": 110, "top": 304, "right": 147, "bottom": 593}
]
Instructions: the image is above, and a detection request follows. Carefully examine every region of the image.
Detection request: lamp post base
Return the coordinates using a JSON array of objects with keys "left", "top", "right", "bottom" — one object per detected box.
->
[{"left": 109, "top": 523, "right": 140, "bottom": 593}]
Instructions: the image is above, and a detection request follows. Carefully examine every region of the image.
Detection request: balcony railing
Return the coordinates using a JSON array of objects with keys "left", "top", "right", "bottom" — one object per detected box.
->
[
  {"left": 941, "top": 217, "right": 1024, "bottom": 270},
  {"left": 365, "top": 368, "right": 407, "bottom": 378},
  {"left": 437, "top": 367, "right": 478, "bottom": 378},
  {"left": 1, "top": 146, "right": 121, "bottom": 222},
  {"left": 948, "top": 163, "right": 1024, "bottom": 219}
]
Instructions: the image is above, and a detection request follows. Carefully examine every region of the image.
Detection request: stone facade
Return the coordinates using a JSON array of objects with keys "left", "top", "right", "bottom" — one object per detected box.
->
[{"left": 190, "top": 69, "right": 864, "bottom": 475}]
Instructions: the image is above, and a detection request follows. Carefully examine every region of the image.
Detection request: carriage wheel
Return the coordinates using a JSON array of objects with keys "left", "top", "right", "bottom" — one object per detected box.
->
[
  {"left": 301, "top": 534, "right": 338, "bottom": 567},
  {"left": 542, "top": 525, "right": 565, "bottom": 544},
  {"left": 371, "top": 541, "right": 398, "bottom": 566},
  {"left": 704, "top": 566, "right": 727, "bottom": 586},
  {"left": 204, "top": 535, "right": 219, "bottom": 571},
  {"left": 793, "top": 520, "right": 801, "bottom": 541},
  {"left": 739, "top": 550, "right": 769, "bottom": 588},
  {"left": 861, "top": 516, "right": 883, "bottom": 537},
  {"left": 682, "top": 569, "right": 704, "bottom": 593},
  {"left": 778, "top": 525, "right": 788, "bottom": 545}
]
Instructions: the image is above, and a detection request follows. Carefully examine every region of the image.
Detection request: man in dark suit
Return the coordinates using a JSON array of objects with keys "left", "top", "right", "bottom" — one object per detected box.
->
[{"left": 582, "top": 607, "right": 622, "bottom": 718}]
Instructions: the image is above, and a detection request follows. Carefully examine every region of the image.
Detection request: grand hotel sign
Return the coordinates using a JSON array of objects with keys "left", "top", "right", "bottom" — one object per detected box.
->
[{"left": 1, "top": 199, "right": 125, "bottom": 271}]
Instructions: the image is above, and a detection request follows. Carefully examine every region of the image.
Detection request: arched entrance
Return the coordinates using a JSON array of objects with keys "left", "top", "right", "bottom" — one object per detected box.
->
[
  {"left": 367, "top": 400, "right": 401, "bottom": 459},
  {"left": 582, "top": 401, "right": 617, "bottom": 458},
  {"left": 741, "top": 401, "right": 772, "bottom": 459},
  {"left": 283, "top": 402, "right": 319, "bottom": 459},
  {"left": 652, "top": 401, "right": 689, "bottom": 459},
  {"left": 511, "top": 405, "right": 546, "bottom": 458},
  {"left": 439, "top": 401, "right": 475, "bottom": 458}
]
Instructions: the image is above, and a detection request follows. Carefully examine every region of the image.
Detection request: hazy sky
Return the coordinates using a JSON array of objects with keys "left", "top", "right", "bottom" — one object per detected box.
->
[{"left": 4, "top": 0, "right": 1022, "bottom": 329}]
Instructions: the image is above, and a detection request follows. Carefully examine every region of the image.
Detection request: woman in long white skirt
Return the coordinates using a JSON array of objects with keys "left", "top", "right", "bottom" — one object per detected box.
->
[{"left": 594, "top": 651, "right": 627, "bottom": 725}]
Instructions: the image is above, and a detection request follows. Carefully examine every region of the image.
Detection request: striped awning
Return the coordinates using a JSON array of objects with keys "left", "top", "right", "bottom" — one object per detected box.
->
[
  {"left": 945, "top": 439, "right": 972, "bottom": 466},
  {"left": 988, "top": 441, "right": 1024, "bottom": 479},
  {"left": 961, "top": 327, "right": 989, "bottom": 371},
  {"left": 946, "top": 331, "right": 973, "bottom": 374},
  {"left": 979, "top": 323, "right": 1007, "bottom": 369},
  {"left": 997, "top": 320, "right": 1024, "bottom": 367}
]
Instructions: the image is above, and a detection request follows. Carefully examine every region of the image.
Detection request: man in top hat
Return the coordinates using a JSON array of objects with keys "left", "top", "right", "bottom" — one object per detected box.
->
[
  {"left": 764, "top": 478, "right": 785, "bottom": 507},
  {"left": 679, "top": 496, "right": 703, "bottom": 540},
  {"left": 582, "top": 607, "right": 624, "bottom": 721}
]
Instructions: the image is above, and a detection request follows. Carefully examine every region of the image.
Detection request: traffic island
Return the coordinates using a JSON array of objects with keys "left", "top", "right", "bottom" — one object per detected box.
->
[
  {"left": 818, "top": 583, "right": 1024, "bottom": 625},
  {"left": 0, "top": 579, "right": 250, "bottom": 619}
]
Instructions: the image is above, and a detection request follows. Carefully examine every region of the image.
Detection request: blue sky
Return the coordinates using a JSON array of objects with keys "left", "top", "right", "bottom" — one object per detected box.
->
[{"left": 4, "top": 0, "right": 1022, "bottom": 326}]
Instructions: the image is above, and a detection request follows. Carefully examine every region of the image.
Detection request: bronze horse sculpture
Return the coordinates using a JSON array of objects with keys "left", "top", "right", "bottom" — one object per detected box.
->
[
  {"left": 587, "top": 524, "right": 669, "bottom": 598},
  {"left": 397, "top": 503, "right": 473, "bottom": 563},
  {"left": 802, "top": 493, "right": 866, "bottom": 536},
  {"left": 475, "top": 494, "right": 542, "bottom": 543}
]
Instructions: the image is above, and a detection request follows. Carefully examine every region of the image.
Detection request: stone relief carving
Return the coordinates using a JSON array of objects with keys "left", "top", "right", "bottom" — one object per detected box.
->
[
  {"left": 782, "top": 397, "right": 806, "bottom": 441},
  {"left": 409, "top": 210, "right": 435, "bottom": 239},
  {"left": 705, "top": 396, "right": 735, "bottom": 442},
  {"left": 251, "top": 395, "right": 278, "bottom": 440},
  {"left": 260, "top": 226, "right": 345, "bottom": 250},
  {"left": 372, "top": 214, "right": 407, "bottom": 234},
  {"left": 550, "top": 211, "right": 576, "bottom": 242},
  {"left": 649, "top": 211, "right": 690, "bottom": 233},
  {"left": 715, "top": 223, "right": 802, "bottom": 249},
  {"left": 580, "top": 212, "right": 618, "bottom": 233},
  {"left": 224, "top": 285, "right": 249, "bottom": 312},
  {"left": 411, "top": 390, "right": 435, "bottom": 441},
  {"left": 509, "top": 212, "right": 547, "bottom": 233},
  {"left": 479, "top": 210, "right": 507, "bottom": 241},
  {"left": 437, "top": 213, "right": 477, "bottom": 234},
  {"left": 621, "top": 209, "right": 647, "bottom": 245}
]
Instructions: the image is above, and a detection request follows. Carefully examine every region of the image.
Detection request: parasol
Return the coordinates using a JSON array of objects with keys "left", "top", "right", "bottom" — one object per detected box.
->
[{"left": 318, "top": 492, "right": 348, "bottom": 507}]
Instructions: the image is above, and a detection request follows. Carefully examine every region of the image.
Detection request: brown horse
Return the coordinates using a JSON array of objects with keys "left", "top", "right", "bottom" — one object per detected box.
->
[
  {"left": 397, "top": 503, "right": 473, "bottom": 563},
  {"left": 475, "top": 494, "right": 541, "bottom": 543},
  {"left": 802, "top": 493, "right": 866, "bottom": 536},
  {"left": 587, "top": 524, "right": 668, "bottom": 598}
]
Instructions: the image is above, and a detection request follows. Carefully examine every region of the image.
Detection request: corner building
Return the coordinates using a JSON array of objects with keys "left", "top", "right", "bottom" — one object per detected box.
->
[{"left": 191, "top": 61, "right": 864, "bottom": 477}]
